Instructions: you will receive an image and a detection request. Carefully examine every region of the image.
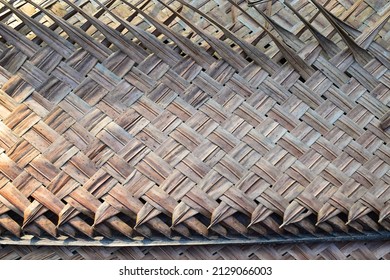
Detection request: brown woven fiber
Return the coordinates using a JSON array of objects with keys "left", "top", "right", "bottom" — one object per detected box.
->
[
  {"left": 1, "top": 241, "right": 390, "bottom": 260},
  {"left": 0, "top": 0, "right": 389, "bottom": 260}
]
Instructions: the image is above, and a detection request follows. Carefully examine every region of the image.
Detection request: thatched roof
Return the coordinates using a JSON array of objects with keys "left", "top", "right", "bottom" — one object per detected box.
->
[{"left": 0, "top": 0, "right": 389, "bottom": 258}]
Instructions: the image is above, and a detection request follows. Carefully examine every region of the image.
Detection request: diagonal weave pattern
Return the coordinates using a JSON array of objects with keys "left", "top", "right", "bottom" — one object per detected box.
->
[
  {"left": 2, "top": 241, "right": 390, "bottom": 259},
  {"left": 0, "top": 0, "right": 389, "bottom": 244}
]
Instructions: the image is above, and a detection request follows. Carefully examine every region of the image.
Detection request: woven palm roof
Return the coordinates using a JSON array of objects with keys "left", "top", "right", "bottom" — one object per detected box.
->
[
  {"left": 2, "top": 241, "right": 390, "bottom": 259},
  {"left": 0, "top": 0, "right": 389, "bottom": 248}
]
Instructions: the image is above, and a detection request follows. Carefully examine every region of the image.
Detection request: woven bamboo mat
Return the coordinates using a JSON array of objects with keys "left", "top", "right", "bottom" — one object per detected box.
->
[
  {"left": 2, "top": 241, "right": 390, "bottom": 259},
  {"left": 0, "top": 0, "right": 389, "bottom": 260}
]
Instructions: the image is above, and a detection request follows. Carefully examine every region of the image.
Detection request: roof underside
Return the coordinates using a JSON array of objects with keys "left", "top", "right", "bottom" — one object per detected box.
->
[{"left": 0, "top": 0, "right": 389, "bottom": 245}]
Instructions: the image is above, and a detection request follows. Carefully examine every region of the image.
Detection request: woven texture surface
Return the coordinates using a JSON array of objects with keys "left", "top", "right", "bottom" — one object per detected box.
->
[
  {"left": 2, "top": 241, "right": 390, "bottom": 259},
  {"left": 0, "top": 0, "right": 389, "bottom": 249}
]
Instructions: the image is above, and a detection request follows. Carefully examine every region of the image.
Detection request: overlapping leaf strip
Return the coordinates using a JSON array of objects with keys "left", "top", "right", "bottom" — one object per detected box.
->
[{"left": 0, "top": 0, "right": 389, "bottom": 242}]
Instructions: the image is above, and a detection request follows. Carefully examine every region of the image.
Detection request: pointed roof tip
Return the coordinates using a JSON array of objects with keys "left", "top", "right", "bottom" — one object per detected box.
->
[
  {"left": 92, "top": 218, "right": 105, "bottom": 228},
  {"left": 316, "top": 215, "right": 328, "bottom": 226},
  {"left": 134, "top": 218, "right": 143, "bottom": 229},
  {"left": 170, "top": 221, "right": 180, "bottom": 230},
  {"left": 57, "top": 217, "right": 67, "bottom": 227},
  {"left": 56, "top": 220, "right": 62, "bottom": 229},
  {"left": 171, "top": 217, "right": 184, "bottom": 228},
  {"left": 247, "top": 221, "right": 254, "bottom": 228},
  {"left": 207, "top": 220, "right": 219, "bottom": 229},
  {"left": 279, "top": 222, "right": 287, "bottom": 228},
  {"left": 378, "top": 212, "right": 387, "bottom": 223},
  {"left": 345, "top": 220, "right": 351, "bottom": 226}
]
